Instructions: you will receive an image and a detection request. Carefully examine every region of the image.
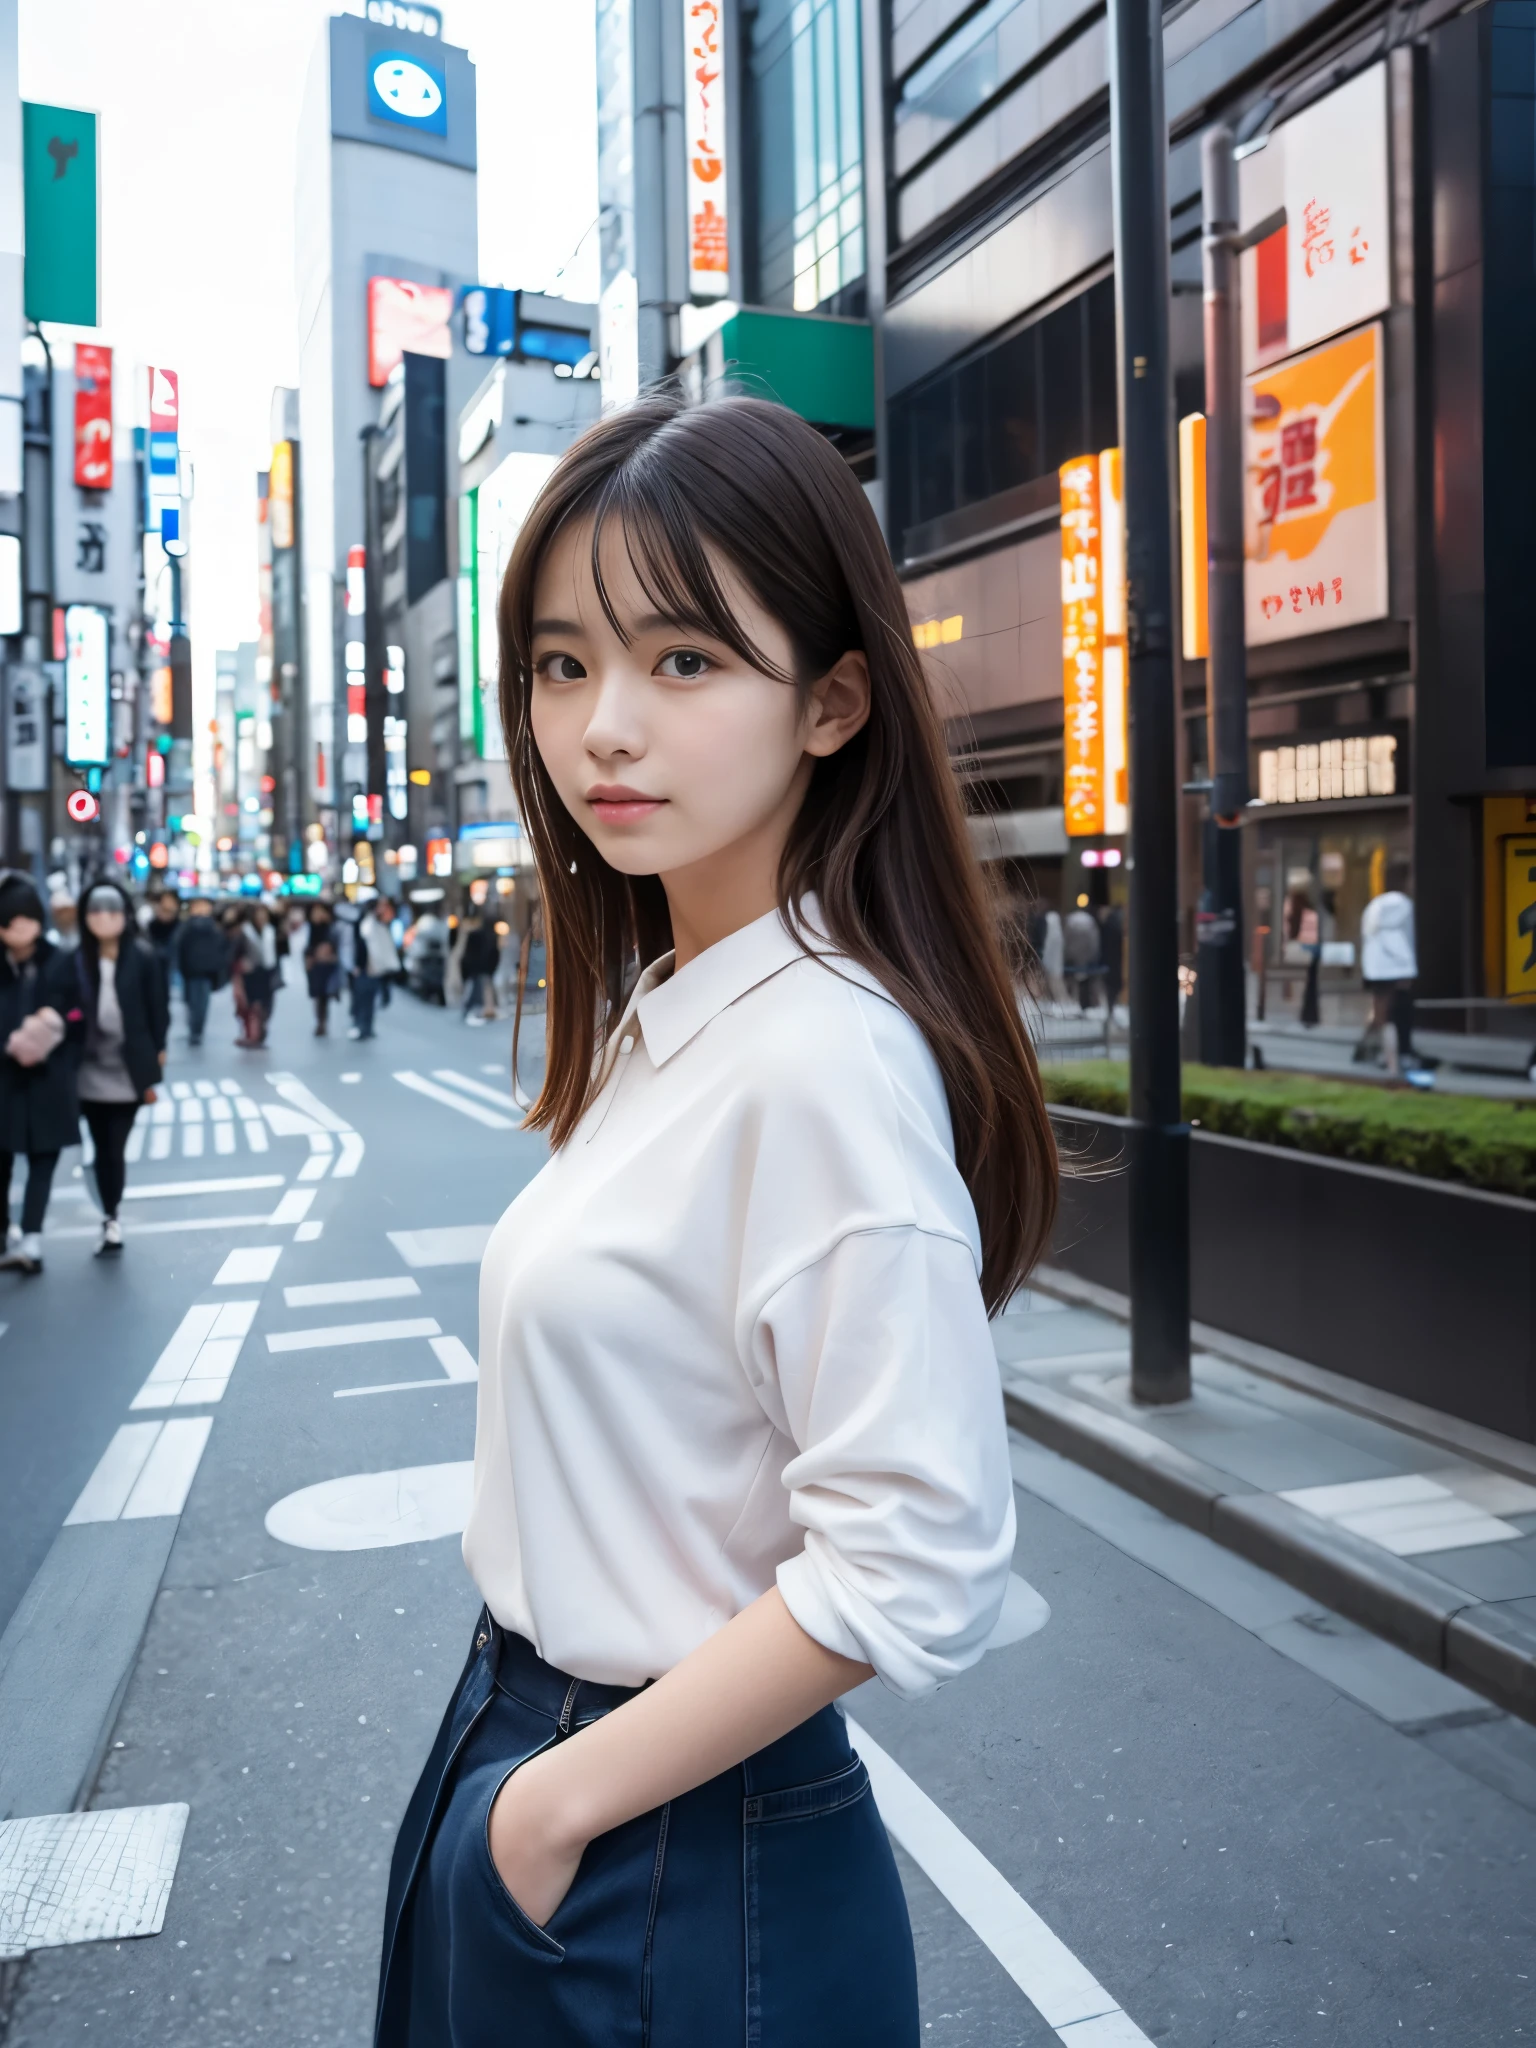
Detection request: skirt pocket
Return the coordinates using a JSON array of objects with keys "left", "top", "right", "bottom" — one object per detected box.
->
[
  {"left": 743, "top": 1751, "right": 918, "bottom": 2048},
  {"left": 479, "top": 1752, "right": 567, "bottom": 1961}
]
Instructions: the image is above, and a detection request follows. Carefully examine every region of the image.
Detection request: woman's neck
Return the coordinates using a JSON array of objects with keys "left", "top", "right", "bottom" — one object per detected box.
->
[{"left": 98, "top": 939, "right": 120, "bottom": 961}]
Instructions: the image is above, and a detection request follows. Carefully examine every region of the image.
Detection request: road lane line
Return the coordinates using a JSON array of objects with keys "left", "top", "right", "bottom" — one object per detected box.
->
[
  {"left": 266, "top": 1316, "right": 442, "bottom": 1353},
  {"left": 393, "top": 1071, "right": 513, "bottom": 1128},
  {"left": 121, "top": 1418, "right": 213, "bottom": 1518},
  {"left": 264, "top": 1073, "right": 354, "bottom": 1134},
  {"left": 215, "top": 1245, "right": 284, "bottom": 1285},
  {"left": 388, "top": 1224, "right": 494, "bottom": 1267},
  {"left": 333, "top": 1377, "right": 473, "bottom": 1398},
  {"left": 429, "top": 1334, "right": 478, "bottom": 1381},
  {"left": 123, "top": 1175, "right": 285, "bottom": 1201},
  {"left": 64, "top": 1425, "right": 164, "bottom": 1524},
  {"left": 295, "top": 1220, "right": 324, "bottom": 1242},
  {"left": 333, "top": 1130, "right": 366, "bottom": 1176},
  {"left": 284, "top": 1276, "right": 420, "bottom": 1308},
  {"left": 845, "top": 1718, "right": 1153, "bottom": 2046},
  {"left": 270, "top": 1189, "right": 316, "bottom": 1225},
  {"left": 132, "top": 1301, "right": 258, "bottom": 1408},
  {"left": 430, "top": 1069, "right": 519, "bottom": 1111}
]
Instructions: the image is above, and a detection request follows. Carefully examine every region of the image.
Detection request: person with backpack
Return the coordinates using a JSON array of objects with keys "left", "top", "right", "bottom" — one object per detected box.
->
[
  {"left": 74, "top": 881, "right": 169, "bottom": 1255},
  {"left": 175, "top": 894, "right": 229, "bottom": 1047}
]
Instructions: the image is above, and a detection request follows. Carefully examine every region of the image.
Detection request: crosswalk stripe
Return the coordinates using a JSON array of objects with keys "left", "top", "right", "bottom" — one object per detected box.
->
[{"left": 393, "top": 1070, "right": 513, "bottom": 1129}]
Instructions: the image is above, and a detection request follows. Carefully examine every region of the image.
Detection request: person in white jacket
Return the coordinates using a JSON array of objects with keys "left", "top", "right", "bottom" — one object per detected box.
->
[
  {"left": 350, "top": 897, "right": 400, "bottom": 1042},
  {"left": 1358, "top": 857, "right": 1419, "bottom": 1074}
]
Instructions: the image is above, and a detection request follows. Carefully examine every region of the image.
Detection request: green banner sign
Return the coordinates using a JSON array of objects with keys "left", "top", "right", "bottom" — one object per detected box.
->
[{"left": 23, "top": 103, "right": 99, "bottom": 327}]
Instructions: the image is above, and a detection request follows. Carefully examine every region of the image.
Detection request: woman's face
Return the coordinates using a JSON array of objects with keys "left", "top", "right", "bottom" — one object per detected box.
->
[
  {"left": 86, "top": 907, "right": 127, "bottom": 942},
  {"left": 528, "top": 518, "right": 867, "bottom": 886}
]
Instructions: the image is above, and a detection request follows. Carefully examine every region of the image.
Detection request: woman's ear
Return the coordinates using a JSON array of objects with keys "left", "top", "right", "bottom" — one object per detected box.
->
[{"left": 802, "top": 651, "right": 871, "bottom": 759}]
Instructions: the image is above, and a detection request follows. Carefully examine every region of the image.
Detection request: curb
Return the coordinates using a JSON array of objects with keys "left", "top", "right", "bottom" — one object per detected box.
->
[{"left": 1001, "top": 1376, "right": 1536, "bottom": 1727}]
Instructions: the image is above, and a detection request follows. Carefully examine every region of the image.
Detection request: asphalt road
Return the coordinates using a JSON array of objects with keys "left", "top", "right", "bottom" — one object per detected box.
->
[{"left": 2, "top": 973, "right": 1532, "bottom": 2045}]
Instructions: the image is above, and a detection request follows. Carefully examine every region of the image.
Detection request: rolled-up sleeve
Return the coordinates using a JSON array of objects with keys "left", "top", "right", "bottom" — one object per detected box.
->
[{"left": 754, "top": 1226, "right": 1016, "bottom": 1701}]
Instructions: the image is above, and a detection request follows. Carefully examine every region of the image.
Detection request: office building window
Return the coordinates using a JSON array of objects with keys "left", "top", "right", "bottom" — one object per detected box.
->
[
  {"left": 893, "top": 0, "right": 1030, "bottom": 177},
  {"left": 748, "top": 0, "right": 864, "bottom": 311},
  {"left": 890, "top": 275, "right": 1118, "bottom": 548}
]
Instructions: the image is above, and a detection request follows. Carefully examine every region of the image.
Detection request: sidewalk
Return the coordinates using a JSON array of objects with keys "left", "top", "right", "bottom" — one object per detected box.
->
[{"left": 996, "top": 1270, "right": 1536, "bottom": 1725}]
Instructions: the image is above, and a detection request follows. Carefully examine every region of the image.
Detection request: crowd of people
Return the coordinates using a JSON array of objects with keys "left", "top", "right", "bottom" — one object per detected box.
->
[{"left": 0, "top": 876, "right": 516, "bottom": 1277}]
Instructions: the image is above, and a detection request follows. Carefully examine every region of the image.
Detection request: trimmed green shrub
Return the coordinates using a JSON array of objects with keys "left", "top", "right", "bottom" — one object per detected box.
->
[{"left": 1040, "top": 1061, "right": 1536, "bottom": 1200}]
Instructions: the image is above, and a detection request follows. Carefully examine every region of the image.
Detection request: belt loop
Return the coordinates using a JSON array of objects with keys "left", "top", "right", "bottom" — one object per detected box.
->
[{"left": 557, "top": 1676, "right": 581, "bottom": 1735}]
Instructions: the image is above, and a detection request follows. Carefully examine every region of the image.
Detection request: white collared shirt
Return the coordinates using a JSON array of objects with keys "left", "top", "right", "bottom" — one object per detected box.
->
[{"left": 463, "top": 901, "right": 1017, "bottom": 1700}]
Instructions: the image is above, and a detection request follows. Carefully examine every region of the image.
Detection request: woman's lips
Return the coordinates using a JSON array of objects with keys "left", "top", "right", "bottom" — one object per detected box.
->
[{"left": 587, "top": 789, "right": 665, "bottom": 825}]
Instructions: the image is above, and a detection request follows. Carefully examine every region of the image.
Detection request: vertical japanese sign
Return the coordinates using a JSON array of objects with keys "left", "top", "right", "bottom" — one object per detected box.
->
[
  {"left": 1244, "top": 322, "right": 1386, "bottom": 644},
  {"left": 684, "top": 0, "right": 730, "bottom": 298},
  {"left": 73, "top": 343, "right": 113, "bottom": 490},
  {"left": 1060, "top": 457, "right": 1104, "bottom": 837},
  {"left": 22, "top": 103, "right": 99, "bottom": 326},
  {"left": 64, "top": 603, "right": 110, "bottom": 765},
  {"left": 147, "top": 365, "right": 179, "bottom": 539},
  {"left": 269, "top": 441, "right": 295, "bottom": 552},
  {"left": 1098, "top": 448, "right": 1129, "bottom": 838}
]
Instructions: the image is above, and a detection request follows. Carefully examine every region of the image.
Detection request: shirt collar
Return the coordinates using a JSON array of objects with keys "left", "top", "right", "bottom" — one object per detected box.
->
[{"left": 628, "top": 895, "right": 832, "bottom": 1070}]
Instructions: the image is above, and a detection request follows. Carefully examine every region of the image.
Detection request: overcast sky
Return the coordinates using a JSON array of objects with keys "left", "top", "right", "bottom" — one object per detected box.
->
[{"left": 19, "top": 0, "right": 598, "bottom": 675}]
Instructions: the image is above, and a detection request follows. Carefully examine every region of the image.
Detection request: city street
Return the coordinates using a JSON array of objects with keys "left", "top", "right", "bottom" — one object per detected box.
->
[{"left": 1, "top": 979, "right": 1530, "bottom": 2046}]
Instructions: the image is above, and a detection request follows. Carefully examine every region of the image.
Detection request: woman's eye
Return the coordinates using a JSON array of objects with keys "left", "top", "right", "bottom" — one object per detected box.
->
[
  {"left": 656, "top": 649, "right": 711, "bottom": 680},
  {"left": 538, "top": 653, "right": 587, "bottom": 682}
]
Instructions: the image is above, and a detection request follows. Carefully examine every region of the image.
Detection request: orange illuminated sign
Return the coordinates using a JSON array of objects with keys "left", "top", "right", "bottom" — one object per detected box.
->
[
  {"left": 684, "top": 0, "right": 730, "bottom": 298},
  {"left": 1060, "top": 452, "right": 1129, "bottom": 838}
]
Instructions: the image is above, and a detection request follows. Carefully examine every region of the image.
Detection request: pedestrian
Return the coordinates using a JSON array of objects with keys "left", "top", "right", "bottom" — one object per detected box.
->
[
  {"left": 1098, "top": 898, "right": 1124, "bottom": 1014},
  {"left": 1285, "top": 876, "right": 1322, "bottom": 1028},
  {"left": 48, "top": 888, "right": 80, "bottom": 953},
  {"left": 305, "top": 902, "right": 341, "bottom": 1036},
  {"left": 146, "top": 886, "right": 182, "bottom": 994},
  {"left": 0, "top": 875, "right": 81, "bottom": 1276},
  {"left": 373, "top": 394, "right": 1059, "bottom": 2046},
  {"left": 375, "top": 899, "right": 399, "bottom": 1007},
  {"left": 239, "top": 903, "right": 279, "bottom": 1048},
  {"left": 1040, "top": 904, "right": 1067, "bottom": 1006},
  {"left": 459, "top": 908, "right": 499, "bottom": 1025},
  {"left": 1063, "top": 900, "right": 1103, "bottom": 1010},
  {"left": 350, "top": 898, "right": 400, "bottom": 1041},
  {"left": 176, "top": 893, "right": 228, "bottom": 1047},
  {"left": 1359, "top": 855, "right": 1421, "bottom": 1076},
  {"left": 74, "top": 881, "right": 168, "bottom": 1256}
]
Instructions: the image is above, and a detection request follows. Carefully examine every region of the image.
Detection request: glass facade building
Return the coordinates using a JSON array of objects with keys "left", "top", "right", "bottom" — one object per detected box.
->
[{"left": 747, "top": 0, "right": 865, "bottom": 312}]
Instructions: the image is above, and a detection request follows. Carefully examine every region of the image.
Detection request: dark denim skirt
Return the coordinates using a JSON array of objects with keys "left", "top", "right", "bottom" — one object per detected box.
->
[{"left": 374, "top": 1612, "right": 919, "bottom": 2048}]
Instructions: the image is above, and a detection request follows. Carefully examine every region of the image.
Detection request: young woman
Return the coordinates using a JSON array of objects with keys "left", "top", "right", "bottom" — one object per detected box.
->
[
  {"left": 374, "top": 395, "right": 1057, "bottom": 2048},
  {"left": 0, "top": 874, "right": 81, "bottom": 1276},
  {"left": 74, "top": 881, "right": 168, "bottom": 1255}
]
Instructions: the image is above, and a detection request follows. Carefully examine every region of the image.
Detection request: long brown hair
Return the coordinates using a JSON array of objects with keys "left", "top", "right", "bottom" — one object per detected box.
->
[{"left": 497, "top": 392, "right": 1057, "bottom": 1310}]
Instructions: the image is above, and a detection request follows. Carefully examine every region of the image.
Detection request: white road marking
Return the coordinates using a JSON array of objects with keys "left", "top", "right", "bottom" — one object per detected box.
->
[
  {"left": 149, "top": 1127, "right": 173, "bottom": 1159},
  {"left": 179, "top": 1097, "right": 203, "bottom": 1123},
  {"left": 122, "top": 1418, "right": 214, "bottom": 1517},
  {"left": 169, "top": 1082, "right": 190, "bottom": 1101},
  {"left": 65, "top": 1425, "right": 163, "bottom": 1524},
  {"left": 151, "top": 1098, "right": 175, "bottom": 1124},
  {"left": 294, "top": 1219, "right": 324, "bottom": 1242},
  {"left": 131, "top": 1301, "right": 259, "bottom": 1407},
  {"left": 298, "top": 1154, "right": 331, "bottom": 1183},
  {"left": 214, "top": 1124, "right": 236, "bottom": 1155},
  {"left": 0, "top": 1805, "right": 190, "bottom": 1958},
  {"left": 265, "top": 1073, "right": 354, "bottom": 1134},
  {"left": 983, "top": 1573, "right": 1050, "bottom": 1651},
  {"left": 243, "top": 1118, "right": 269, "bottom": 1152},
  {"left": 219, "top": 1080, "right": 241, "bottom": 1095},
  {"left": 284, "top": 1275, "right": 421, "bottom": 1308},
  {"left": 262, "top": 1103, "right": 324, "bottom": 1138},
  {"left": 270, "top": 1189, "right": 316, "bottom": 1225},
  {"left": 123, "top": 1175, "right": 284, "bottom": 1202},
  {"left": 267, "top": 1316, "right": 441, "bottom": 1354},
  {"left": 340, "top": 1072, "right": 362, "bottom": 1082},
  {"left": 431, "top": 1068, "right": 519, "bottom": 1111},
  {"left": 215, "top": 1245, "right": 283, "bottom": 1286},
  {"left": 430, "top": 1334, "right": 478, "bottom": 1381},
  {"left": 333, "top": 1131, "right": 365, "bottom": 1176},
  {"left": 193, "top": 1080, "right": 216, "bottom": 1099},
  {"left": 207, "top": 1096, "right": 230, "bottom": 1119},
  {"left": 265, "top": 1461, "right": 472, "bottom": 1550},
  {"left": 393, "top": 1070, "right": 513, "bottom": 1128},
  {"left": 181, "top": 1125, "right": 204, "bottom": 1158},
  {"left": 388, "top": 1224, "right": 494, "bottom": 1267},
  {"left": 66, "top": 1419, "right": 213, "bottom": 1523},
  {"left": 846, "top": 1719, "right": 1153, "bottom": 2046},
  {"left": 49, "top": 1212, "right": 286, "bottom": 1241}
]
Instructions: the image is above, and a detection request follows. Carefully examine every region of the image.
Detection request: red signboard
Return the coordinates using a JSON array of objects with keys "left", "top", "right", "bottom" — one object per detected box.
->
[
  {"left": 148, "top": 365, "right": 179, "bottom": 434},
  {"left": 367, "top": 276, "right": 452, "bottom": 388},
  {"left": 74, "top": 343, "right": 112, "bottom": 490}
]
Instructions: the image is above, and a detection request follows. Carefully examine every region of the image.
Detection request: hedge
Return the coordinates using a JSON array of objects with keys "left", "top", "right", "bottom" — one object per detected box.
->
[{"left": 1040, "top": 1061, "right": 1536, "bottom": 1201}]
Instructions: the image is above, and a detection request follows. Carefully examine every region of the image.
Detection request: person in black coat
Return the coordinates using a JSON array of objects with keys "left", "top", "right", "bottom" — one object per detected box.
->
[
  {"left": 176, "top": 894, "right": 229, "bottom": 1046},
  {"left": 0, "top": 875, "right": 83, "bottom": 1275},
  {"left": 75, "top": 881, "right": 169, "bottom": 1255}
]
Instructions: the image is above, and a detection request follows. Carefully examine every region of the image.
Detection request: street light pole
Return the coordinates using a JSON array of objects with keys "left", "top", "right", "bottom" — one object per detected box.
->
[
  {"left": 1108, "top": 0, "right": 1191, "bottom": 1404},
  {"left": 1196, "top": 124, "right": 1249, "bottom": 1068}
]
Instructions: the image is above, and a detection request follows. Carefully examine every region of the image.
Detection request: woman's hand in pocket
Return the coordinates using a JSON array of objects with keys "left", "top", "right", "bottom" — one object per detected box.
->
[{"left": 488, "top": 1749, "right": 587, "bottom": 1927}]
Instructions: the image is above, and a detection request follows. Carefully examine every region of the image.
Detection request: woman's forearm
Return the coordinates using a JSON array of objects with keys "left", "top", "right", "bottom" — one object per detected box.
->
[{"left": 526, "top": 1589, "right": 870, "bottom": 1848}]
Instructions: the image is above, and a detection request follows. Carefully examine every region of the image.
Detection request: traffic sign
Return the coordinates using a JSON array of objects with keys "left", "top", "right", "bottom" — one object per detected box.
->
[{"left": 66, "top": 787, "right": 99, "bottom": 823}]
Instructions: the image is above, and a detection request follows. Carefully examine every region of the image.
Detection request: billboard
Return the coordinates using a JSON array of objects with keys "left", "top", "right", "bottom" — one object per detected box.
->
[
  {"left": 369, "top": 50, "right": 447, "bottom": 135},
  {"left": 368, "top": 276, "right": 453, "bottom": 387},
  {"left": 74, "top": 343, "right": 112, "bottom": 490},
  {"left": 22, "top": 103, "right": 98, "bottom": 326},
  {"left": 1059, "top": 452, "right": 1129, "bottom": 838},
  {"left": 684, "top": 0, "right": 730, "bottom": 298},
  {"left": 1244, "top": 322, "right": 1387, "bottom": 645},
  {"left": 1241, "top": 66, "right": 1390, "bottom": 371},
  {"left": 64, "top": 603, "right": 110, "bottom": 766}
]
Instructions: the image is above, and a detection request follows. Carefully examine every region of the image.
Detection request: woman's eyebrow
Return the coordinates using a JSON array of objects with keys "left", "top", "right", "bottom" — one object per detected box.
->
[{"left": 531, "top": 616, "right": 584, "bottom": 637}]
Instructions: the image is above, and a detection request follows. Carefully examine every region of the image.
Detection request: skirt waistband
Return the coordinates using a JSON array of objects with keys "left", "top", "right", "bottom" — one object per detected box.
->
[{"left": 478, "top": 1611, "right": 648, "bottom": 1730}]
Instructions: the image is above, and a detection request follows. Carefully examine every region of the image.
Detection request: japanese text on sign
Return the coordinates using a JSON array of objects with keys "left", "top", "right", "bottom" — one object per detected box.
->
[
  {"left": 684, "top": 0, "right": 730, "bottom": 298},
  {"left": 73, "top": 343, "right": 112, "bottom": 492},
  {"left": 1060, "top": 458, "right": 1104, "bottom": 838}
]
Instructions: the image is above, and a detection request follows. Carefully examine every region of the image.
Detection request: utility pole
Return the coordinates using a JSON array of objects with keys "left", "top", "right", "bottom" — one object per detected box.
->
[
  {"left": 1196, "top": 125, "right": 1248, "bottom": 1068},
  {"left": 1108, "top": 0, "right": 1191, "bottom": 1404}
]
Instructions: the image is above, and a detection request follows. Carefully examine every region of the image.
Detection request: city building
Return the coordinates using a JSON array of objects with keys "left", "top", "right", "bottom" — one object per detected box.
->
[{"left": 294, "top": 6, "right": 481, "bottom": 875}]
